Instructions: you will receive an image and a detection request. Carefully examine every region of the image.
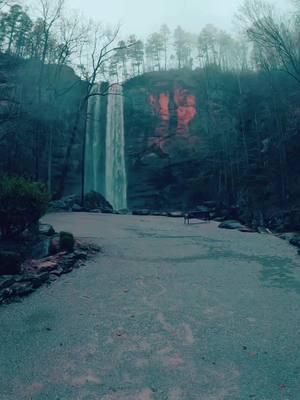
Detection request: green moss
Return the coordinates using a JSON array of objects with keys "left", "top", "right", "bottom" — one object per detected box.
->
[
  {"left": 59, "top": 231, "right": 75, "bottom": 253},
  {"left": 0, "top": 175, "right": 49, "bottom": 239}
]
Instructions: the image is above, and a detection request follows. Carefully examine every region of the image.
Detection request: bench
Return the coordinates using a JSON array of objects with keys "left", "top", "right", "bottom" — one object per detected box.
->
[{"left": 184, "top": 210, "right": 211, "bottom": 224}]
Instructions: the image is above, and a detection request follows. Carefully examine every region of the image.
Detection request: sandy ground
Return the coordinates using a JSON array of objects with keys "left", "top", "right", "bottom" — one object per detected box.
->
[{"left": 0, "top": 212, "right": 300, "bottom": 399}]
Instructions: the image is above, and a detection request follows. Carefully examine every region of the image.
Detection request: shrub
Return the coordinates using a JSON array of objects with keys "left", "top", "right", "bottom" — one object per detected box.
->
[
  {"left": 59, "top": 231, "right": 75, "bottom": 253},
  {"left": 0, "top": 251, "right": 22, "bottom": 275},
  {"left": 0, "top": 175, "right": 49, "bottom": 239}
]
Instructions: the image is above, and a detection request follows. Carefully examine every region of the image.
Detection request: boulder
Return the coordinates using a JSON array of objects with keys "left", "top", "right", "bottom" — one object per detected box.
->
[
  {"left": 117, "top": 209, "right": 129, "bottom": 215},
  {"left": 239, "top": 227, "right": 256, "bottom": 233},
  {"left": 219, "top": 220, "right": 245, "bottom": 230},
  {"left": 0, "top": 276, "right": 15, "bottom": 290},
  {"left": 84, "top": 191, "right": 113, "bottom": 213},
  {"left": 49, "top": 195, "right": 81, "bottom": 212},
  {"left": 20, "top": 273, "right": 49, "bottom": 289},
  {"left": 289, "top": 235, "right": 300, "bottom": 248},
  {"left": 31, "top": 238, "right": 51, "bottom": 259},
  {"left": 39, "top": 223, "right": 55, "bottom": 236},
  {"left": 49, "top": 238, "right": 60, "bottom": 255},
  {"left": 167, "top": 211, "right": 184, "bottom": 218},
  {"left": 10, "top": 282, "right": 34, "bottom": 297},
  {"left": 72, "top": 204, "right": 84, "bottom": 212},
  {"left": 132, "top": 209, "right": 151, "bottom": 216}
]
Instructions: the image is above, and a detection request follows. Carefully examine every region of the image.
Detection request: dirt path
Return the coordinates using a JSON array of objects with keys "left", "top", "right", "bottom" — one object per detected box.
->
[{"left": 0, "top": 213, "right": 300, "bottom": 399}]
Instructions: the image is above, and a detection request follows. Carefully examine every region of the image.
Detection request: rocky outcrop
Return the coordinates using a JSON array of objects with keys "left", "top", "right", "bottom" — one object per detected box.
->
[
  {"left": 124, "top": 72, "right": 203, "bottom": 210},
  {"left": 49, "top": 192, "right": 113, "bottom": 213},
  {"left": 83, "top": 191, "right": 114, "bottom": 213},
  {"left": 0, "top": 240, "right": 101, "bottom": 305}
]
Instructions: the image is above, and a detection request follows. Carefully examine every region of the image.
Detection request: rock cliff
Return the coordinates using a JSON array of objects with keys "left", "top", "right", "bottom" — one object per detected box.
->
[{"left": 124, "top": 71, "right": 204, "bottom": 210}]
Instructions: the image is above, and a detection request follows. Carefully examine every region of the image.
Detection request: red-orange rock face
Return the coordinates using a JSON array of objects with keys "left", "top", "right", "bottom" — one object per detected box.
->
[
  {"left": 125, "top": 78, "right": 201, "bottom": 210},
  {"left": 149, "top": 86, "right": 197, "bottom": 138},
  {"left": 174, "top": 88, "right": 197, "bottom": 135}
]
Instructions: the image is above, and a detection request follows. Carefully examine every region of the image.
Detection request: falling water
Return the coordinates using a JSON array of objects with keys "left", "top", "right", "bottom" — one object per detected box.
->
[
  {"left": 85, "top": 83, "right": 104, "bottom": 194},
  {"left": 105, "top": 83, "right": 127, "bottom": 210}
]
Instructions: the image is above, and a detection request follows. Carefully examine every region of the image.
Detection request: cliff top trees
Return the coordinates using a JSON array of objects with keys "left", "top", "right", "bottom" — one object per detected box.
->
[
  {"left": 174, "top": 25, "right": 193, "bottom": 69},
  {"left": 160, "top": 24, "right": 170, "bottom": 70},
  {"left": 239, "top": 0, "right": 300, "bottom": 83},
  {"left": 146, "top": 32, "right": 164, "bottom": 71}
]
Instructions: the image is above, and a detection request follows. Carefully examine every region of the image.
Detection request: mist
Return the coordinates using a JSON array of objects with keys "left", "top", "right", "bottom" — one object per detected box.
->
[{"left": 69, "top": 0, "right": 291, "bottom": 36}]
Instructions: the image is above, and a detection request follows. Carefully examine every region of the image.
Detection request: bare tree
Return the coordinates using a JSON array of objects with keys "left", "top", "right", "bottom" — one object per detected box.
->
[
  {"left": 239, "top": 0, "right": 300, "bottom": 83},
  {"left": 37, "top": 0, "right": 64, "bottom": 100},
  {"left": 0, "top": 0, "right": 14, "bottom": 10},
  {"left": 55, "top": 12, "right": 88, "bottom": 67}
]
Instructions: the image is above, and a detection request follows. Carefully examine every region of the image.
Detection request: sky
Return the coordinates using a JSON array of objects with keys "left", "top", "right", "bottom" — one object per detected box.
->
[{"left": 68, "top": 0, "right": 290, "bottom": 38}]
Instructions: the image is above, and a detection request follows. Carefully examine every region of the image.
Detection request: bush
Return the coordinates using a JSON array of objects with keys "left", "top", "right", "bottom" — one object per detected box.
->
[
  {"left": 0, "top": 251, "right": 22, "bottom": 275},
  {"left": 0, "top": 175, "right": 49, "bottom": 239},
  {"left": 59, "top": 231, "right": 75, "bottom": 253}
]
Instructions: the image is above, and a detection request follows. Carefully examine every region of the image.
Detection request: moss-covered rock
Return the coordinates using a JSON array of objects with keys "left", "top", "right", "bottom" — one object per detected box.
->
[{"left": 59, "top": 232, "right": 75, "bottom": 253}]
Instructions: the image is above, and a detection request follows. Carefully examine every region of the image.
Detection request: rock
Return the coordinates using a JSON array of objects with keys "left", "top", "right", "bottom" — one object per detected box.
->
[
  {"left": 31, "top": 272, "right": 50, "bottom": 289},
  {"left": 150, "top": 211, "right": 163, "bottom": 216},
  {"left": 60, "top": 254, "right": 76, "bottom": 273},
  {"left": 72, "top": 204, "right": 84, "bottom": 212},
  {"left": 31, "top": 238, "right": 51, "bottom": 260},
  {"left": 0, "top": 276, "right": 15, "bottom": 290},
  {"left": 132, "top": 209, "right": 151, "bottom": 216},
  {"left": 59, "top": 231, "right": 75, "bottom": 252},
  {"left": 167, "top": 211, "right": 184, "bottom": 218},
  {"left": 214, "top": 217, "right": 226, "bottom": 222},
  {"left": 10, "top": 282, "right": 34, "bottom": 297},
  {"left": 257, "top": 227, "right": 271, "bottom": 234},
  {"left": 89, "top": 243, "right": 101, "bottom": 253},
  {"left": 50, "top": 267, "right": 64, "bottom": 277},
  {"left": 289, "top": 235, "right": 300, "bottom": 248},
  {"left": 117, "top": 209, "right": 129, "bottom": 215},
  {"left": 0, "top": 237, "right": 100, "bottom": 305},
  {"left": 39, "top": 223, "right": 55, "bottom": 236},
  {"left": 219, "top": 220, "right": 245, "bottom": 230},
  {"left": 73, "top": 250, "right": 88, "bottom": 260},
  {"left": 49, "top": 195, "right": 81, "bottom": 212},
  {"left": 49, "top": 238, "right": 60, "bottom": 255},
  {"left": 239, "top": 227, "right": 256, "bottom": 233},
  {"left": 33, "top": 257, "right": 61, "bottom": 273},
  {"left": 196, "top": 205, "right": 210, "bottom": 213},
  {"left": 0, "top": 287, "right": 13, "bottom": 301},
  {"left": 84, "top": 191, "right": 113, "bottom": 213},
  {"left": 277, "top": 232, "right": 295, "bottom": 241},
  {"left": 102, "top": 208, "right": 114, "bottom": 214}
]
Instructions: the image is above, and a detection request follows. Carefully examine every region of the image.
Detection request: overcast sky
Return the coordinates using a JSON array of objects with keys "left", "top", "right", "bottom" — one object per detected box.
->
[{"left": 68, "top": 0, "right": 290, "bottom": 37}]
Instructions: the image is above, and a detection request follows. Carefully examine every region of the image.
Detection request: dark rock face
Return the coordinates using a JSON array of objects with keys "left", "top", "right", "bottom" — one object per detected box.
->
[{"left": 124, "top": 72, "right": 202, "bottom": 211}]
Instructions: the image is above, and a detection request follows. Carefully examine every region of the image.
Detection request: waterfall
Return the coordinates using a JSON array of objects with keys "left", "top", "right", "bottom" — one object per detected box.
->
[
  {"left": 85, "top": 83, "right": 103, "bottom": 194},
  {"left": 105, "top": 83, "right": 127, "bottom": 210}
]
